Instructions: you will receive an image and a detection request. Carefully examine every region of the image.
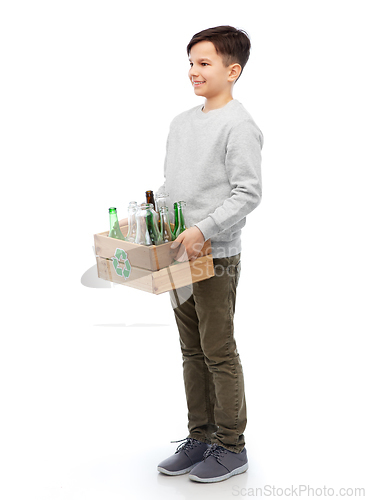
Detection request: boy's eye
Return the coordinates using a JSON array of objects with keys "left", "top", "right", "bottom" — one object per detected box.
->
[{"left": 189, "top": 62, "right": 209, "bottom": 67}]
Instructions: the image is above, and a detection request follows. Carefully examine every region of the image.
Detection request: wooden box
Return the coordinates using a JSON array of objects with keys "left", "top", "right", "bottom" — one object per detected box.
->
[{"left": 94, "top": 224, "right": 215, "bottom": 294}]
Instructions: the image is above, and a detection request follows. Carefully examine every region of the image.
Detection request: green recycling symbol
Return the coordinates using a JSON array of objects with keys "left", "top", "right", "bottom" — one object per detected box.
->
[{"left": 112, "top": 248, "right": 131, "bottom": 280}]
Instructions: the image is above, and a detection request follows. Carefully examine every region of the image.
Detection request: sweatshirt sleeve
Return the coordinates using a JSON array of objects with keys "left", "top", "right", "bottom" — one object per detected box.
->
[{"left": 195, "top": 119, "right": 263, "bottom": 241}]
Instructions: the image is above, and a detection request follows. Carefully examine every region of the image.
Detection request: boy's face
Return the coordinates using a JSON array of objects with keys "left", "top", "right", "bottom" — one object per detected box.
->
[{"left": 188, "top": 41, "right": 237, "bottom": 99}]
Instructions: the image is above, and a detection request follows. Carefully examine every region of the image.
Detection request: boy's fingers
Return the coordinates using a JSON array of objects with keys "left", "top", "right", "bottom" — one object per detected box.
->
[
  {"left": 171, "top": 235, "right": 183, "bottom": 249},
  {"left": 119, "top": 217, "right": 128, "bottom": 227}
]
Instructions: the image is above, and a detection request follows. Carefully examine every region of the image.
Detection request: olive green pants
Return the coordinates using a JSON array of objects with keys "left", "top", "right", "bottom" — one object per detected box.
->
[{"left": 169, "top": 253, "right": 246, "bottom": 453}]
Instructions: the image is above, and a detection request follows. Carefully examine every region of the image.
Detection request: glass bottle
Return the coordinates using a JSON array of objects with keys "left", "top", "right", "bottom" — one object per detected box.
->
[
  {"left": 135, "top": 204, "right": 151, "bottom": 246},
  {"left": 135, "top": 203, "right": 162, "bottom": 246},
  {"left": 173, "top": 202, "right": 179, "bottom": 234},
  {"left": 155, "top": 191, "right": 170, "bottom": 231},
  {"left": 159, "top": 206, "right": 175, "bottom": 243},
  {"left": 126, "top": 201, "right": 138, "bottom": 242},
  {"left": 147, "top": 203, "right": 162, "bottom": 245},
  {"left": 173, "top": 201, "right": 187, "bottom": 237},
  {"left": 156, "top": 191, "right": 170, "bottom": 214},
  {"left": 145, "top": 190, "right": 156, "bottom": 211},
  {"left": 149, "top": 199, "right": 160, "bottom": 230},
  {"left": 108, "top": 207, "right": 125, "bottom": 240}
]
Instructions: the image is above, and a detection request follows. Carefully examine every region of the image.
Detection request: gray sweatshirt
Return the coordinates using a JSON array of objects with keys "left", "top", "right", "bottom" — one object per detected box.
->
[{"left": 159, "top": 99, "right": 263, "bottom": 258}]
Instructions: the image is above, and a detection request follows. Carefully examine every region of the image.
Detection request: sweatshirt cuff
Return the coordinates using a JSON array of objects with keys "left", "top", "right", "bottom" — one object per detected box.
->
[{"left": 195, "top": 217, "right": 221, "bottom": 242}]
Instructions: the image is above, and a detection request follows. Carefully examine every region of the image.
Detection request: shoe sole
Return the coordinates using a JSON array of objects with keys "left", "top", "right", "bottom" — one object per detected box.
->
[
  {"left": 189, "top": 461, "right": 249, "bottom": 483},
  {"left": 157, "top": 463, "right": 197, "bottom": 476}
]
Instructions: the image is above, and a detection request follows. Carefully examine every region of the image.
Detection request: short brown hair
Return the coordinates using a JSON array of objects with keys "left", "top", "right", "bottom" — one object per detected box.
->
[{"left": 187, "top": 25, "right": 251, "bottom": 81}]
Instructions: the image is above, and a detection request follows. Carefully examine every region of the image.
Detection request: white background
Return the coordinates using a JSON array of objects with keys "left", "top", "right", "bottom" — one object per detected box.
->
[{"left": 1, "top": 1, "right": 365, "bottom": 499}]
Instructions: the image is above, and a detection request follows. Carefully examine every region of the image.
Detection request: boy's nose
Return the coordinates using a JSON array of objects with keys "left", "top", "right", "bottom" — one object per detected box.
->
[{"left": 188, "top": 65, "right": 198, "bottom": 78}]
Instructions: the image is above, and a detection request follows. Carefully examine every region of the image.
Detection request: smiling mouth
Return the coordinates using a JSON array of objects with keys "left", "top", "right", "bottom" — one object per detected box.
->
[{"left": 193, "top": 81, "right": 205, "bottom": 86}]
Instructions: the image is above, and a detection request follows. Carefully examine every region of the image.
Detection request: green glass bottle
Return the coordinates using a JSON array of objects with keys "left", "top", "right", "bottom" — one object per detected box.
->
[
  {"left": 146, "top": 205, "right": 162, "bottom": 245},
  {"left": 173, "top": 201, "right": 187, "bottom": 237},
  {"left": 108, "top": 207, "right": 126, "bottom": 240},
  {"left": 173, "top": 202, "right": 179, "bottom": 236}
]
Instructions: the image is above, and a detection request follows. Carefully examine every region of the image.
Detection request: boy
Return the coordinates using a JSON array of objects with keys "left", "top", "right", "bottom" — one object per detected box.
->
[{"left": 156, "top": 26, "right": 263, "bottom": 483}]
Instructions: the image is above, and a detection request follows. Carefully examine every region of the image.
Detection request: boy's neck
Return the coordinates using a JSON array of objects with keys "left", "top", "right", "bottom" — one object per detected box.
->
[{"left": 202, "top": 94, "right": 234, "bottom": 114}]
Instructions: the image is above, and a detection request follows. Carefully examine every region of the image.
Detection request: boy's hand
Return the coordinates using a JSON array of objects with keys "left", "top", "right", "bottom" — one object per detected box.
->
[
  {"left": 118, "top": 217, "right": 128, "bottom": 227},
  {"left": 171, "top": 226, "right": 205, "bottom": 261}
]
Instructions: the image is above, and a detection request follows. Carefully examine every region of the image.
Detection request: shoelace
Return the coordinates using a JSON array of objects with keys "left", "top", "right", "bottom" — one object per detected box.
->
[
  {"left": 171, "top": 437, "right": 200, "bottom": 454},
  {"left": 203, "top": 443, "right": 228, "bottom": 460}
]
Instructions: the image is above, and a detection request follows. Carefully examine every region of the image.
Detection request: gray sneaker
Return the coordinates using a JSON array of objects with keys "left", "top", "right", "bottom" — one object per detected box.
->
[
  {"left": 188, "top": 443, "right": 249, "bottom": 483},
  {"left": 157, "top": 438, "right": 210, "bottom": 476}
]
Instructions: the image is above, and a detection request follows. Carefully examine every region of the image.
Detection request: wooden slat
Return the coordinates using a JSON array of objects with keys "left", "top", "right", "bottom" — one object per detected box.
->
[
  {"left": 96, "top": 256, "right": 154, "bottom": 293},
  {"left": 95, "top": 254, "right": 214, "bottom": 295},
  {"left": 151, "top": 255, "right": 215, "bottom": 294},
  {"left": 94, "top": 232, "right": 154, "bottom": 269}
]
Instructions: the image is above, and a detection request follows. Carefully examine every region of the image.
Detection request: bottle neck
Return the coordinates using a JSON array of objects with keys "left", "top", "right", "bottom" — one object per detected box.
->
[
  {"left": 177, "top": 203, "right": 185, "bottom": 227},
  {"left": 177, "top": 205, "right": 185, "bottom": 226},
  {"left": 127, "top": 206, "right": 137, "bottom": 218},
  {"left": 160, "top": 210, "right": 169, "bottom": 224},
  {"left": 146, "top": 193, "right": 155, "bottom": 209},
  {"left": 109, "top": 212, "right": 119, "bottom": 230}
]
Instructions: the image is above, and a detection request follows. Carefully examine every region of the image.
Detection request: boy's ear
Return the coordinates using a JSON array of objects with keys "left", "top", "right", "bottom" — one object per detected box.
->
[{"left": 228, "top": 63, "right": 242, "bottom": 82}]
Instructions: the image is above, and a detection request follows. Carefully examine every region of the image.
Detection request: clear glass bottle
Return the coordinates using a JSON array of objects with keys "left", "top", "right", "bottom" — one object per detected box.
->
[
  {"left": 159, "top": 206, "right": 175, "bottom": 243},
  {"left": 108, "top": 207, "right": 125, "bottom": 240},
  {"left": 135, "top": 203, "right": 162, "bottom": 246},
  {"left": 173, "top": 201, "right": 187, "bottom": 237},
  {"left": 126, "top": 201, "right": 138, "bottom": 242},
  {"left": 156, "top": 191, "right": 170, "bottom": 214}
]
